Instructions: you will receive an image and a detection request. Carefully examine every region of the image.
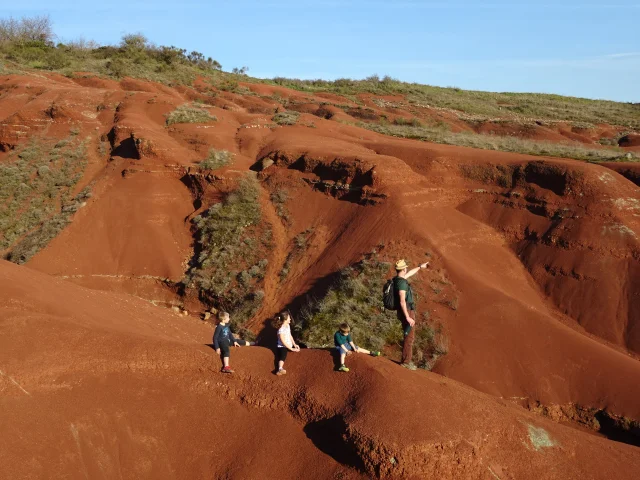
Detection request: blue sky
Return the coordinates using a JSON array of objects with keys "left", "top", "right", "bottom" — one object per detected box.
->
[{"left": 4, "top": 1, "right": 639, "bottom": 101}]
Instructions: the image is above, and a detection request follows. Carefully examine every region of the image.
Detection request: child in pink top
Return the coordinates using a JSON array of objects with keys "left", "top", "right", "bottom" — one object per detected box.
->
[{"left": 273, "top": 311, "right": 300, "bottom": 375}]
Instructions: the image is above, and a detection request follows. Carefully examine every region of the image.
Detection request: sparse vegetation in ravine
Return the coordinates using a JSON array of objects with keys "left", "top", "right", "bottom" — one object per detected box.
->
[
  {"left": 298, "top": 252, "right": 449, "bottom": 368},
  {"left": 279, "top": 228, "right": 313, "bottom": 280},
  {"left": 270, "top": 189, "right": 290, "bottom": 225},
  {"left": 184, "top": 175, "right": 268, "bottom": 338},
  {"left": 0, "top": 135, "right": 90, "bottom": 264}
]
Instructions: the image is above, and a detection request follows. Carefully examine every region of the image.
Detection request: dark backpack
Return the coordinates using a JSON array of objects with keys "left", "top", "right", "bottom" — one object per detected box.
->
[{"left": 382, "top": 278, "right": 397, "bottom": 310}]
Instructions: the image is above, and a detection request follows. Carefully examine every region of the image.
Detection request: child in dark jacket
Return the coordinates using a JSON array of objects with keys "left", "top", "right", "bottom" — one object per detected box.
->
[
  {"left": 213, "top": 311, "right": 254, "bottom": 373},
  {"left": 334, "top": 323, "right": 380, "bottom": 372}
]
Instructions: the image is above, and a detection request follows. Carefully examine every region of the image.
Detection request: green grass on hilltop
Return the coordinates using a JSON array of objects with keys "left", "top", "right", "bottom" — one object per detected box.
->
[
  {"left": 0, "top": 26, "right": 227, "bottom": 86},
  {"left": 268, "top": 75, "right": 640, "bottom": 130},
  {"left": 363, "top": 122, "right": 637, "bottom": 162}
]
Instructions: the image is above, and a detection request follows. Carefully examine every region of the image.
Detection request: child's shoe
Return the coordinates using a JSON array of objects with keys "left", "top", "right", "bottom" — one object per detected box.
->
[
  {"left": 338, "top": 365, "right": 350, "bottom": 372},
  {"left": 370, "top": 351, "right": 381, "bottom": 357},
  {"left": 276, "top": 368, "right": 287, "bottom": 376},
  {"left": 401, "top": 362, "right": 417, "bottom": 371},
  {"left": 221, "top": 366, "right": 234, "bottom": 374}
]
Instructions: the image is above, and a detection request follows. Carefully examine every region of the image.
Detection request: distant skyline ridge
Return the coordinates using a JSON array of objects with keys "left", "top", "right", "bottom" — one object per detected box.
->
[{"left": 3, "top": 0, "right": 639, "bottom": 102}]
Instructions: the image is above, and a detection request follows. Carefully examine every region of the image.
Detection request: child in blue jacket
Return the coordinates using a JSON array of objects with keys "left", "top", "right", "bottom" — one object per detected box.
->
[{"left": 213, "top": 311, "right": 254, "bottom": 373}]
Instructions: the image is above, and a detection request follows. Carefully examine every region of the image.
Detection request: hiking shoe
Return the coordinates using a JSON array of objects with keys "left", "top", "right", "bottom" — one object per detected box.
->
[
  {"left": 370, "top": 351, "right": 381, "bottom": 357},
  {"left": 221, "top": 366, "right": 234, "bottom": 374},
  {"left": 276, "top": 368, "right": 287, "bottom": 376},
  {"left": 401, "top": 363, "right": 417, "bottom": 371},
  {"left": 338, "top": 365, "right": 350, "bottom": 372}
]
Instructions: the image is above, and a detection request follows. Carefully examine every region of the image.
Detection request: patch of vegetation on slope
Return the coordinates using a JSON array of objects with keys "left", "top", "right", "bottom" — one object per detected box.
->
[
  {"left": 0, "top": 135, "right": 89, "bottom": 263},
  {"left": 198, "top": 148, "right": 233, "bottom": 171},
  {"left": 272, "top": 110, "right": 300, "bottom": 126},
  {"left": 269, "top": 75, "right": 640, "bottom": 129},
  {"left": 362, "top": 122, "right": 638, "bottom": 162},
  {"left": 184, "top": 175, "right": 268, "bottom": 338},
  {"left": 166, "top": 104, "right": 217, "bottom": 126},
  {"left": 298, "top": 252, "right": 448, "bottom": 369},
  {"left": 279, "top": 228, "right": 313, "bottom": 280}
]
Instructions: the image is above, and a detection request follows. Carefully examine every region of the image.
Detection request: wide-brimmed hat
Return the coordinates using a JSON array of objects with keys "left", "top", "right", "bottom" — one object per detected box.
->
[{"left": 395, "top": 259, "right": 408, "bottom": 271}]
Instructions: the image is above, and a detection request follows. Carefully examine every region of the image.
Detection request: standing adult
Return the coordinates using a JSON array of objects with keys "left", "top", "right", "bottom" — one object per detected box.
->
[{"left": 394, "top": 259, "right": 429, "bottom": 369}]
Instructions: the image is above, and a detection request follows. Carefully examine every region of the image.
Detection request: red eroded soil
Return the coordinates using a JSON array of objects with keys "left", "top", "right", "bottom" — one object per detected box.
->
[
  {"left": 3, "top": 261, "right": 640, "bottom": 480},
  {"left": 2, "top": 72, "right": 640, "bottom": 478}
]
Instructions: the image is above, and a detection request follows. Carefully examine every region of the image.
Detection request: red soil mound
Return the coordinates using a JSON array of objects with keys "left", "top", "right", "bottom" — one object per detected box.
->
[{"left": 2, "top": 260, "right": 640, "bottom": 480}]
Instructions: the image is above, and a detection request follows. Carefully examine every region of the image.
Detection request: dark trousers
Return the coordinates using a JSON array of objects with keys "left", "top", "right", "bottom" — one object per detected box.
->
[
  {"left": 277, "top": 348, "right": 288, "bottom": 362},
  {"left": 397, "top": 309, "right": 415, "bottom": 364}
]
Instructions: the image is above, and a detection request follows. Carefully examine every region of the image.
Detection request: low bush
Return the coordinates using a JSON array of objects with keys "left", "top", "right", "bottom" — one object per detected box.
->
[
  {"left": 166, "top": 104, "right": 217, "bottom": 125},
  {"left": 393, "top": 117, "right": 422, "bottom": 127},
  {"left": 273, "top": 110, "right": 300, "bottom": 126},
  {"left": 298, "top": 252, "right": 449, "bottom": 368},
  {"left": 298, "top": 254, "right": 401, "bottom": 351},
  {"left": 198, "top": 148, "right": 232, "bottom": 170},
  {"left": 413, "top": 318, "right": 449, "bottom": 370}
]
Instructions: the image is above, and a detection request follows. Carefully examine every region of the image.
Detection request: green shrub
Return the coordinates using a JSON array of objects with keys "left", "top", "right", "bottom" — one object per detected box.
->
[
  {"left": 199, "top": 148, "right": 232, "bottom": 170},
  {"left": 299, "top": 254, "right": 401, "bottom": 351},
  {"left": 166, "top": 104, "right": 217, "bottom": 125},
  {"left": 273, "top": 110, "right": 300, "bottom": 126},
  {"left": 298, "top": 252, "right": 449, "bottom": 368},
  {"left": 393, "top": 117, "right": 422, "bottom": 127},
  {"left": 413, "top": 320, "right": 449, "bottom": 370}
]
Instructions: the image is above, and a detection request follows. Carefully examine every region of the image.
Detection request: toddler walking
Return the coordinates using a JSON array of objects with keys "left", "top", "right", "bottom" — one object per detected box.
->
[{"left": 213, "top": 311, "right": 254, "bottom": 374}]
